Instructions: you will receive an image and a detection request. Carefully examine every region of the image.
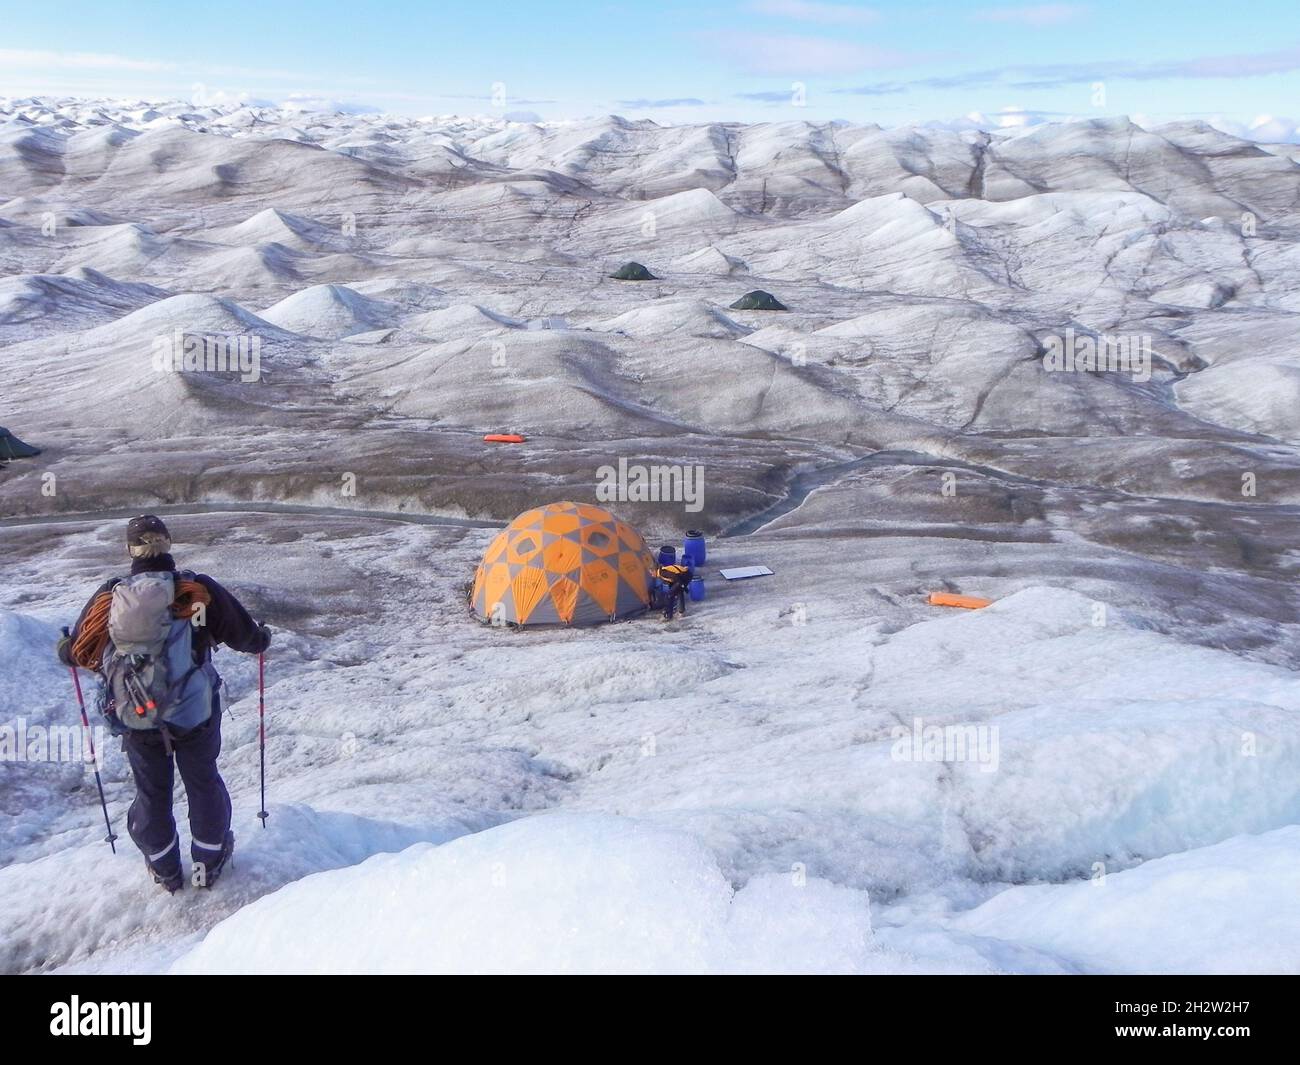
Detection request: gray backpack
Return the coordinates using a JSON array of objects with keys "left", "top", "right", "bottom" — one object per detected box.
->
[{"left": 100, "top": 571, "right": 214, "bottom": 732}]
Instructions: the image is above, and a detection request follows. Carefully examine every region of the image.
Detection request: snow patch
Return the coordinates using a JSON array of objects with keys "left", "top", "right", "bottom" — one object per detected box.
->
[{"left": 172, "top": 813, "right": 897, "bottom": 975}]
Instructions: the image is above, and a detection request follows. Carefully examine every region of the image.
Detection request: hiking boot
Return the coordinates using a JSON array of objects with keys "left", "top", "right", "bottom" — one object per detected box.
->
[
  {"left": 192, "top": 831, "right": 235, "bottom": 889},
  {"left": 147, "top": 859, "right": 184, "bottom": 894}
]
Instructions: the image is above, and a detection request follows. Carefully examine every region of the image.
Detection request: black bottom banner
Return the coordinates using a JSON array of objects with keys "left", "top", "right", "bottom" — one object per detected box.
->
[{"left": 2, "top": 973, "right": 1293, "bottom": 1052}]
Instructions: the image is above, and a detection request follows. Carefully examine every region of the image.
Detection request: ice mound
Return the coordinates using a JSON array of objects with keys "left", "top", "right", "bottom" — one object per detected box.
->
[
  {"left": 200, "top": 243, "right": 304, "bottom": 287},
  {"left": 259, "top": 283, "right": 402, "bottom": 339},
  {"left": 0, "top": 610, "right": 101, "bottom": 872},
  {"left": 0, "top": 610, "right": 66, "bottom": 727},
  {"left": 827, "top": 190, "right": 950, "bottom": 238},
  {"left": 590, "top": 298, "right": 747, "bottom": 339},
  {"left": 85, "top": 292, "right": 282, "bottom": 340},
  {"left": 171, "top": 814, "right": 887, "bottom": 975},
  {"left": 404, "top": 303, "right": 524, "bottom": 336},
  {"left": 344, "top": 277, "right": 447, "bottom": 309},
  {"left": 672, "top": 245, "right": 746, "bottom": 274},
  {"left": 0, "top": 269, "right": 167, "bottom": 335},
  {"left": 212, "top": 207, "right": 347, "bottom": 251},
  {"left": 648, "top": 187, "right": 742, "bottom": 225},
  {"left": 947, "top": 826, "right": 1300, "bottom": 974},
  {"left": 1175, "top": 357, "right": 1300, "bottom": 443},
  {"left": 1, "top": 803, "right": 467, "bottom": 974},
  {"left": 593, "top": 188, "right": 744, "bottom": 238},
  {"left": 865, "top": 588, "right": 1300, "bottom": 880},
  {"left": 0, "top": 200, "right": 122, "bottom": 227}
]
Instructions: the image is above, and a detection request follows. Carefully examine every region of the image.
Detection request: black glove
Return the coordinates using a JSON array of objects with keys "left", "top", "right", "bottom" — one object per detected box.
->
[
  {"left": 257, "top": 624, "right": 272, "bottom": 653},
  {"left": 55, "top": 626, "right": 74, "bottom": 668}
]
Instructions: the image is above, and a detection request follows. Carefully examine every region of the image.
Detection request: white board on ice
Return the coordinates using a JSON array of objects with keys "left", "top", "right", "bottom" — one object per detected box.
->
[{"left": 719, "top": 566, "right": 773, "bottom": 580}]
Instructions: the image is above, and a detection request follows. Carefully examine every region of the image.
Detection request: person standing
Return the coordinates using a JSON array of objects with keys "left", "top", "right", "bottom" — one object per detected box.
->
[
  {"left": 57, "top": 515, "right": 270, "bottom": 893},
  {"left": 656, "top": 561, "right": 692, "bottom": 621}
]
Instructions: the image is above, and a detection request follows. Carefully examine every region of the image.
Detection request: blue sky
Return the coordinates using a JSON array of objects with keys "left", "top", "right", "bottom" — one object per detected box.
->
[{"left": 2, "top": 1, "right": 1298, "bottom": 130}]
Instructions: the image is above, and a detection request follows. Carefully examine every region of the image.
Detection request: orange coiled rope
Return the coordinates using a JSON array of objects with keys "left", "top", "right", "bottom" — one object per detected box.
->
[{"left": 71, "top": 579, "right": 212, "bottom": 670}]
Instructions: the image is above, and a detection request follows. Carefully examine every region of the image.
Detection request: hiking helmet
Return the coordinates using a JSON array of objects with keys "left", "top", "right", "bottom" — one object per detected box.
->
[{"left": 126, "top": 514, "right": 172, "bottom": 559}]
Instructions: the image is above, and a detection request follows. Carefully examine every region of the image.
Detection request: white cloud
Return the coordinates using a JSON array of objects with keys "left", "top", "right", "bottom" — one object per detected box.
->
[
  {"left": 921, "top": 106, "right": 1072, "bottom": 133},
  {"left": 616, "top": 97, "right": 708, "bottom": 109},
  {"left": 0, "top": 48, "right": 323, "bottom": 86},
  {"left": 972, "top": 4, "right": 1089, "bottom": 27},
  {"left": 1205, "top": 113, "right": 1300, "bottom": 144},
  {"left": 748, "top": 1, "right": 882, "bottom": 25},
  {"left": 920, "top": 109, "right": 1300, "bottom": 144},
  {"left": 708, "top": 32, "right": 931, "bottom": 76},
  {"left": 993, "top": 104, "right": 1033, "bottom": 127},
  {"left": 189, "top": 88, "right": 275, "bottom": 108},
  {"left": 278, "top": 93, "right": 383, "bottom": 115},
  {"left": 0, "top": 48, "right": 176, "bottom": 72}
]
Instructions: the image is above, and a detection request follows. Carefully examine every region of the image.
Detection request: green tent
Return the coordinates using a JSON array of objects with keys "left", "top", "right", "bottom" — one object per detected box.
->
[
  {"left": 610, "top": 261, "right": 657, "bottom": 281},
  {"left": 729, "top": 290, "right": 786, "bottom": 311},
  {"left": 0, "top": 426, "right": 40, "bottom": 459}
]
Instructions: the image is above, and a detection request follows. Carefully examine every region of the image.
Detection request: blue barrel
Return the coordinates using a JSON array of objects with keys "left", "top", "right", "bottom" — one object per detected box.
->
[
  {"left": 658, "top": 545, "right": 677, "bottom": 566},
  {"left": 689, "top": 575, "right": 705, "bottom": 602},
  {"left": 683, "top": 530, "right": 706, "bottom": 566}
]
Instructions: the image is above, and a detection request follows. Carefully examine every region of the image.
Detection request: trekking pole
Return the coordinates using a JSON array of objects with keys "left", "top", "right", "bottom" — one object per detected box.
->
[
  {"left": 69, "top": 662, "right": 118, "bottom": 853},
  {"left": 257, "top": 650, "right": 268, "bottom": 827}
]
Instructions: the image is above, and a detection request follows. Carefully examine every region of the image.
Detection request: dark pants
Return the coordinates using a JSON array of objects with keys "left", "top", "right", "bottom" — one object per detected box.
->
[
  {"left": 664, "top": 583, "right": 688, "bottom": 620},
  {"left": 122, "top": 693, "right": 230, "bottom": 877}
]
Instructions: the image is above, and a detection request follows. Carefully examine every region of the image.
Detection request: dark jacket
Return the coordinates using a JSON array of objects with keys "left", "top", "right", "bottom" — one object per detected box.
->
[
  {"left": 58, "top": 553, "right": 268, "bottom": 669},
  {"left": 657, "top": 563, "right": 691, "bottom": 589}
]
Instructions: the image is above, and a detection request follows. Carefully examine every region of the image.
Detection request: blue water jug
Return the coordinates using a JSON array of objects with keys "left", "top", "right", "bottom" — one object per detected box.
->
[
  {"left": 683, "top": 530, "right": 706, "bottom": 566},
  {"left": 658, "top": 545, "right": 677, "bottom": 566},
  {"left": 689, "top": 576, "right": 705, "bottom": 602}
]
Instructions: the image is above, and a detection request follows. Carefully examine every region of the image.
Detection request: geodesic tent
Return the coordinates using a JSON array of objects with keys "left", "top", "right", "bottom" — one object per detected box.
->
[
  {"left": 0, "top": 426, "right": 40, "bottom": 459},
  {"left": 471, "top": 501, "right": 656, "bottom": 625},
  {"left": 729, "top": 289, "right": 786, "bottom": 310},
  {"left": 609, "top": 261, "right": 657, "bottom": 281}
]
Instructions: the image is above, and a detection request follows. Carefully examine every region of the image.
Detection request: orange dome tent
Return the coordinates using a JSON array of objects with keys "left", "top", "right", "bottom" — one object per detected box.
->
[{"left": 471, "top": 501, "right": 656, "bottom": 626}]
